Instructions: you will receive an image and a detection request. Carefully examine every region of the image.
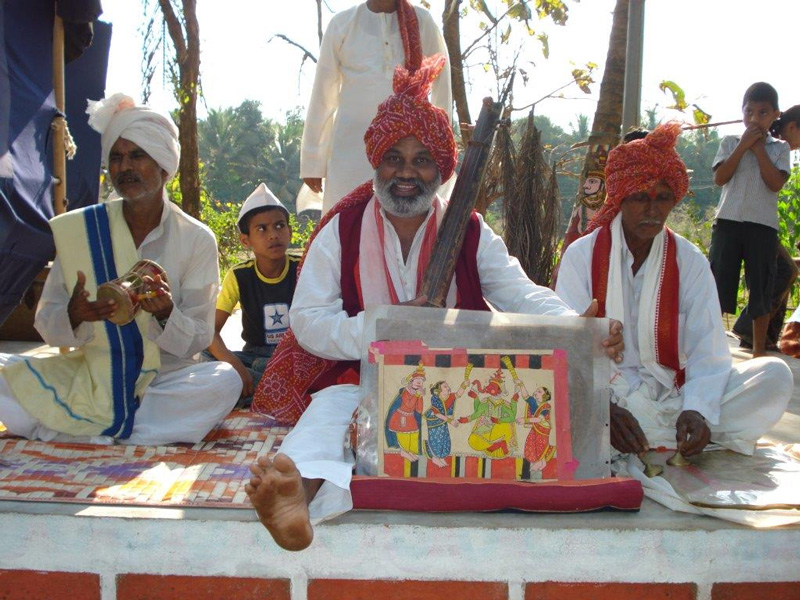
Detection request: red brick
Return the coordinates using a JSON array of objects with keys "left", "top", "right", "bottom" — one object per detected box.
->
[
  {"left": 116, "top": 574, "right": 290, "bottom": 600},
  {"left": 308, "top": 579, "right": 508, "bottom": 600},
  {"left": 0, "top": 569, "right": 100, "bottom": 600},
  {"left": 525, "top": 582, "right": 697, "bottom": 600},
  {"left": 712, "top": 582, "right": 800, "bottom": 600}
]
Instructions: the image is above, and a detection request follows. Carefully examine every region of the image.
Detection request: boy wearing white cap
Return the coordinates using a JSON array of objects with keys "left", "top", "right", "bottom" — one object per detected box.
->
[{"left": 207, "top": 183, "right": 299, "bottom": 402}]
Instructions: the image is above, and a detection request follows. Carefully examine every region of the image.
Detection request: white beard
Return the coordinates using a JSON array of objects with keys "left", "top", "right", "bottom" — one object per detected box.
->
[{"left": 373, "top": 171, "right": 442, "bottom": 217}]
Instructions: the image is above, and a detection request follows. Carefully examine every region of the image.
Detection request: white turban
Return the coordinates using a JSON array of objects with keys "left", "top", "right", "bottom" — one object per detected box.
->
[{"left": 86, "top": 93, "right": 180, "bottom": 179}]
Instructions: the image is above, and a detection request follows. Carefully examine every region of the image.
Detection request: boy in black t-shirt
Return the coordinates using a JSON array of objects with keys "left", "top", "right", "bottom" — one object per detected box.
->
[{"left": 207, "top": 183, "right": 299, "bottom": 402}]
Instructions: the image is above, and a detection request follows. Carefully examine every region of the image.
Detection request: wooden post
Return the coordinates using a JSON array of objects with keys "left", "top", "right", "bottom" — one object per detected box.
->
[{"left": 52, "top": 9, "right": 66, "bottom": 215}]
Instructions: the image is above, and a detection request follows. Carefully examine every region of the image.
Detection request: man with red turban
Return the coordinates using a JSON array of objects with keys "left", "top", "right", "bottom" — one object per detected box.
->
[
  {"left": 556, "top": 122, "right": 791, "bottom": 464},
  {"left": 245, "top": 55, "right": 624, "bottom": 552}
]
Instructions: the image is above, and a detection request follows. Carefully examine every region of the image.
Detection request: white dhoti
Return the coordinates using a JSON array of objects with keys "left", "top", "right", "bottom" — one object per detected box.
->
[
  {"left": 615, "top": 356, "right": 793, "bottom": 455},
  {"left": 0, "top": 353, "right": 241, "bottom": 446},
  {"left": 277, "top": 383, "right": 360, "bottom": 523}
]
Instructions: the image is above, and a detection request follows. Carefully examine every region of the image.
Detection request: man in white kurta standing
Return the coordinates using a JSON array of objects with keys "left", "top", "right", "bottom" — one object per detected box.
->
[
  {"left": 300, "top": 0, "right": 452, "bottom": 214},
  {"left": 556, "top": 122, "right": 792, "bottom": 459},
  {"left": 246, "top": 55, "right": 624, "bottom": 551},
  {"left": 0, "top": 93, "right": 241, "bottom": 445}
]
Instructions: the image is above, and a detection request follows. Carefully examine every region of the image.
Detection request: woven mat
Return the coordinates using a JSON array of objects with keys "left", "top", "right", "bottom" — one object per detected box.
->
[{"left": 0, "top": 410, "right": 289, "bottom": 508}]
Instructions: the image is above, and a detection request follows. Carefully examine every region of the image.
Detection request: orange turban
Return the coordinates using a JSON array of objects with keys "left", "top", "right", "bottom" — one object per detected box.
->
[
  {"left": 585, "top": 121, "right": 689, "bottom": 233},
  {"left": 364, "top": 53, "right": 457, "bottom": 182}
]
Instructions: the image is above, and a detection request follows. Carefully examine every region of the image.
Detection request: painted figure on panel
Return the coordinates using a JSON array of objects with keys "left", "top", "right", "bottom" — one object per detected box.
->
[
  {"left": 385, "top": 361, "right": 426, "bottom": 461},
  {"left": 459, "top": 367, "right": 517, "bottom": 458},
  {"left": 516, "top": 382, "right": 555, "bottom": 472},
  {"left": 423, "top": 363, "right": 472, "bottom": 467},
  {"left": 582, "top": 169, "right": 606, "bottom": 209}
]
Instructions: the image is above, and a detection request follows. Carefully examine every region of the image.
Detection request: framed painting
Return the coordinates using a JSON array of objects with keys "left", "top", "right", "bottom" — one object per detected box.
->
[
  {"left": 357, "top": 306, "right": 612, "bottom": 481},
  {"left": 371, "top": 342, "right": 570, "bottom": 481}
]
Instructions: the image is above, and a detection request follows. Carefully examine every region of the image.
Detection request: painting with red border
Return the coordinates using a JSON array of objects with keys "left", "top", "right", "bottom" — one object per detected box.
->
[{"left": 370, "top": 340, "right": 572, "bottom": 482}]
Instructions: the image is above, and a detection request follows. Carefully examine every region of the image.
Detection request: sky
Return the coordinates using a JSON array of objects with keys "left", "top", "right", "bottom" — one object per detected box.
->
[{"left": 99, "top": 0, "right": 800, "bottom": 136}]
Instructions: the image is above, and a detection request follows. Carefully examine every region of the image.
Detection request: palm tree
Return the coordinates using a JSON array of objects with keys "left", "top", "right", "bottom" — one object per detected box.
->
[{"left": 559, "top": 0, "right": 628, "bottom": 257}]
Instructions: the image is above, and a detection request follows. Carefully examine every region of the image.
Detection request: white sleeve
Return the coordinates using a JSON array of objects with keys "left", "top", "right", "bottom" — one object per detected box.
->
[
  {"left": 712, "top": 135, "right": 736, "bottom": 170},
  {"left": 289, "top": 217, "right": 364, "bottom": 361},
  {"left": 775, "top": 139, "right": 791, "bottom": 174},
  {"left": 149, "top": 230, "right": 218, "bottom": 358},
  {"left": 34, "top": 256, "right": 94, "bottom": 347},
  {"left": 418, "top": 8, "right": 452, "bottom": 122},
  {"left": 677, "top": 248, "right": 732, "bottom": 424},
  {"left": 300, "top": 16, "right": 345, "bottom": 179},
  {"left": 554, "top": 237, "right": 595, "bottom": 314},
  {"left": 476, "top": 216, "right": 577, "bottom": 316}
]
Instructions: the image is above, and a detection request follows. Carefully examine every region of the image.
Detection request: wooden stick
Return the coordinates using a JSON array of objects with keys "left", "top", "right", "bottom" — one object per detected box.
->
[
  {"left": 682, "top": 119, "right": 739, "bottom": 131},
  {"left": 52, "top": 10, "right": 66, "bottom": 215},
  {"left": 419, "top": 97, "right": 503, "bottom": 307}
]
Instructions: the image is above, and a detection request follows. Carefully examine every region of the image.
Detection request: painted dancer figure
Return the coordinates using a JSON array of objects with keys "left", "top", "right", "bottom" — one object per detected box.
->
[
  {"left": 459, "top": 368, "right": 517, "bottom": 459},
  {"left": 385, "top": 361, "right": 426, "bottom": 461},
  {"left": 556, "top": 122, "right": 792, "bottom": 460},
  {"left": 424, "top": 366, "right": 470, "bottom": 468},
  {"left": 0, "top": 94, "right": 241, "bottom": 445},
  {"left": 516, "top": 382, "right": 554, "bottom": 472},
  {"left": 246, "top": 55, "right": 623, "bottom": 551}
]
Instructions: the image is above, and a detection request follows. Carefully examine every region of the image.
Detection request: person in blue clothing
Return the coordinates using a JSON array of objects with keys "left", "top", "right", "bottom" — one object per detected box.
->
[{"left": 424, "top": 378, "right": 469, "bottom": 467}]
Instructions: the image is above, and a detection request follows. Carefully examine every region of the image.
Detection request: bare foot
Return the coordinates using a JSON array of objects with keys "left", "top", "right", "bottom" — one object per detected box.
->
[
  {"left": 399, "top": 448, "right": 419, "bottom": 462},
  {"left": 530, "top": 459, "right": 547, "bottom": 472},
  {"left": 431, "top": 457, "right": 448, "bottom": 468},
  {"left": 245, "top": 453, "right": 314, "bottom": 551}
]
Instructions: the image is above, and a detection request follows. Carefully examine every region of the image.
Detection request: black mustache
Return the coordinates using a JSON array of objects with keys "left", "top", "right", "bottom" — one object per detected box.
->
[{"left": 115, "top": 171, "right": 141, "bottom": 184}]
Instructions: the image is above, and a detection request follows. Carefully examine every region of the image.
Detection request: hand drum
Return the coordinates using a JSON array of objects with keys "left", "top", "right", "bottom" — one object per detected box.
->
[{"left": 96, "top": 259, "right": 167, "bottom": 326}]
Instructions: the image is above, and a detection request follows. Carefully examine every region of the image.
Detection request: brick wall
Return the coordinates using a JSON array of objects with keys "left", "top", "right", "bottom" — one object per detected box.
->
[{"left": 2, "top": 571, "right": 799, "bottom": 600}]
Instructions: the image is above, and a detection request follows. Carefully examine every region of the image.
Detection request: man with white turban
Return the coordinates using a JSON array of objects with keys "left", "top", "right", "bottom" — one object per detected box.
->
[
  {"left": 555, "top": 122, "right": 792, "bottom": 460},
  {"left": 0, "top": 93, "right": 241, "bottom": 445}
]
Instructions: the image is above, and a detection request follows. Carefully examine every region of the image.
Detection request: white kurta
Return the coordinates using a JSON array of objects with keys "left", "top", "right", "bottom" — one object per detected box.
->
[
  {"left": 300, "top": 3, "right": 452, "bottom": 214},
  {"left": 555, "top": 217, "right": 792, "bottom": 453},
  {"left": 0, "top": 198, "right": 242, "bottom": 445},
  {"left": 281, "top": 204, "right": 576, "bottom": 521}
]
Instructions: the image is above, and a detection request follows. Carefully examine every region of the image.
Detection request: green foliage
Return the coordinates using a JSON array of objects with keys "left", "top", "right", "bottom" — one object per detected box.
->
[
  {"left": 200, "top": 196, "right": 242, "bottom": 273},
  {"left": 666, "top": 201, "right": 715, "bottom": 251},
  {"left": 197, "top": 102, "right": 304, "bottom": 213},
  {"left": 676, "top": 128, "right": 722, "bottom": 213},
  {"left": 778, "top": 164, "right": 800, "bottom": 252},
  {"left": 778, "top": 164, "right": 800, "bottom": 308},
  {"left": 195, "top": 102, "right": 318, "bottom": 274},
  {"left": 165, "top": 143, "right": 316, "bottom": 275},
  {"left": 290, "top": 214, "right": 315, "bottom": 250},
  {"left": 659, "top": 80, "right": 688, "bottom": 112}
]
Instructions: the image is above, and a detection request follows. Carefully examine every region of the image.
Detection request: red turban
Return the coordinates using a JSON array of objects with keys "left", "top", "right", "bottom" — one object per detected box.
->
[
  {"left": 585, "top": 121, "right": 689, "bottom": 233},
  {"left": 364, "top": 53, "right": 457, "bottom": 182}
]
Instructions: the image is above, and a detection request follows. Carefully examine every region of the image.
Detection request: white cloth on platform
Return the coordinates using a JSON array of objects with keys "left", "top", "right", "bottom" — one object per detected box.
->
[
  {"left": 0, "top": 354, "right": 238, "bottom": 446},
  {"left": 0, "top": 197, "right": 242, "bottom": 445},
  {"left": 300, "top": 3, "right": 451, "bottom": 214},
  {"left": 280, "top": 203, "right": 576, "bottom": 520},
  {"left": 555, "top": 214, "right": 792, "bottom": 453}
]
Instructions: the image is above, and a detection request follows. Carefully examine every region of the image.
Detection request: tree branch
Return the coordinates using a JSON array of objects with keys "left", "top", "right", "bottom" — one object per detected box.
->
[
  {"left": 461, "top": 2, "right": 526, "bottom": 59},
  {"left": 158, "top": 0, "right": 186, "bottom": 61},
  {"left": 269, "top": 34, "right": 318, "bottom": 63}
]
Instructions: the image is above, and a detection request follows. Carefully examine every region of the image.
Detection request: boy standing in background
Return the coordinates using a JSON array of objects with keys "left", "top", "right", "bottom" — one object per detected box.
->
[
  {"left": 208, "top": 184, "right": 299, "bottom": 402},
  {"left": 710, "top": 82, "right": 791, "bottom": 357}
]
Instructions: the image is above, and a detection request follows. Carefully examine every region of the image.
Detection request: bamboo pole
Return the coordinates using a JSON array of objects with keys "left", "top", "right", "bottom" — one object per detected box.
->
[
  {"left": 682, "top": 119, "right": 740, "bottom": 131},
  {"left": 52, "top": 10, "right": 66, "bottom": 215}
]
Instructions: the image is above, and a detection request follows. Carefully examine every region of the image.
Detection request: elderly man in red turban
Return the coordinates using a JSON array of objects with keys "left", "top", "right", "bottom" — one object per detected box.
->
[
  {"left": 245, "top": 55, "right": 624, "bottom": 552},
  {"left": 556, "top": 123, "right": 792, "bottom": 464}
]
